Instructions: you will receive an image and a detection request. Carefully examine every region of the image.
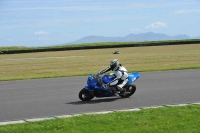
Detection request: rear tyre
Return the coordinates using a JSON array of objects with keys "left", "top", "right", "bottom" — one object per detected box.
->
[
  {"left": 79, "top": 89, "right": 94, "bottom": 101},
  {"left": 120, "top": 84, "right": 136, "bottom": 98}
]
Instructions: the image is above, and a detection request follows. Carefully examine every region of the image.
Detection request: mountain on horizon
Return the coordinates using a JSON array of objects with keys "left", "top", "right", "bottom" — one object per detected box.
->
[{"left": 68, "top": 32, "right": 199, "bottom": 44}]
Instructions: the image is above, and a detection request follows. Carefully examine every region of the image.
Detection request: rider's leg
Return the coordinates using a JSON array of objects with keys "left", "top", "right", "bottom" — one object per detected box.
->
[{"left": 117, "top": 78, "right": 128, "bottom": 93}]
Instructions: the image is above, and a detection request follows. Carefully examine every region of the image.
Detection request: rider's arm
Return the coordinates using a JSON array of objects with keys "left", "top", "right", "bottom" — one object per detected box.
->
[{"left": 100, "top": 67, "right": 112, "bottom": 74}]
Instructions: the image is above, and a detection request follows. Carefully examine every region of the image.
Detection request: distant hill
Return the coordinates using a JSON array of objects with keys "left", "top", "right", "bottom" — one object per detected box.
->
[{"left": 68, "top": 32, "right": 199, "bottom": 44}]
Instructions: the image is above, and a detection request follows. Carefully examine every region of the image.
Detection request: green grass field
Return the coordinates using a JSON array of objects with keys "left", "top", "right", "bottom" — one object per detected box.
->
[
  {"left": 0, "top": 44, "right": 200, "bottom": 81},
  {"left": 0, "top": 104, "right": 199, "bottom": 133},
  {"left": 0, "top": 44, "right": 200, "bottom": 132}
]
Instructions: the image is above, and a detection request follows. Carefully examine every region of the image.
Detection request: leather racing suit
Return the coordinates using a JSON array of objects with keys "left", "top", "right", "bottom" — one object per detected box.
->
[{"left": 99, "top": 64, "right": 128, "bottom": 91}]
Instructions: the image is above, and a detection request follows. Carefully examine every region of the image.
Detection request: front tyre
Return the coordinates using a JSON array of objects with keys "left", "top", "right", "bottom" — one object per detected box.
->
[
  {"left": 120, "top": 84, "right": 136, "bottom": 98},
  {"left": 79, "top": 89, "right": 94, "bottom": 101}
]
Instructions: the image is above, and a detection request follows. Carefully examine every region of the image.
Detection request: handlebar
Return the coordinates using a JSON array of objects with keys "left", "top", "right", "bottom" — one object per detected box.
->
[{"left": 93, "top": 74, "right": 100, "bottom": 80}]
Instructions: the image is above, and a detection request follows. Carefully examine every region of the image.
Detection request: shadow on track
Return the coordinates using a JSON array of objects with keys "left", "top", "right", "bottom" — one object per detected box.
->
[{"left": 66, "top": 97, "right": 123, "bottom": 105}]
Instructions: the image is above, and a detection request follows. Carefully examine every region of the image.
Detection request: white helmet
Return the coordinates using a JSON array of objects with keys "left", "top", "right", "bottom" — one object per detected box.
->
[{"left": 110, "top": 59, "right": 120, "bottom": 70}]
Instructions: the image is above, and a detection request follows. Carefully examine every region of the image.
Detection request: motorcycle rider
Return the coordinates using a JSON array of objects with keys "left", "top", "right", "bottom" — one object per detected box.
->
[{"left": 97, "top": 59, "right": 129, "bottom": 95}]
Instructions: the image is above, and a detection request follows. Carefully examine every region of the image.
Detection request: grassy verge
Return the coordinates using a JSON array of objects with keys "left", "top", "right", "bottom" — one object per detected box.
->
[
  {"left": 0, "top": 104, "right": 199, "bottom": 133},
  {"left": 0, "top": 44, "right": 200, "bottom": 81}
]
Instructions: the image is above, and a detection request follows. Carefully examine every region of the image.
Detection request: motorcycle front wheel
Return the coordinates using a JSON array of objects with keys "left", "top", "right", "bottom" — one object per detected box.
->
[
  {"left": 120, "top": 84, "right": 136, "bottom": 98},
  {"left": 79, "top": 88, "right": 94, "bottom": 101}
]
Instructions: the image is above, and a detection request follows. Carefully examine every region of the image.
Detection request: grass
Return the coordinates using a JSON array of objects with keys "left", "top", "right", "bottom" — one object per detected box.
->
[
  {"left": 0, "top": 44, "right": 199, "bottom": 132},
  {"left": 0, "top": 44, "right": 200, "bottom": 81},
  {"left": 0, "top": 104, "right": 199, "bottom": 133}
]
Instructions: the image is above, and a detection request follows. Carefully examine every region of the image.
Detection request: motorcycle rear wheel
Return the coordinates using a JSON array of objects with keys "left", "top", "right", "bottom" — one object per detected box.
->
[
  {"left": 120, "top": 84, "right": 136, "bottom": 98},
  {"left": 79, "top": 88, "right": 94, "bottom": 101}
]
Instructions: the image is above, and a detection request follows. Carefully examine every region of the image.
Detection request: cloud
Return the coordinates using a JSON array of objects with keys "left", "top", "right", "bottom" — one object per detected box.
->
[
  {"left": 37, "top": 37, "right": 49, "bottom": 40},
  {"left": 174, "top": 9, "right": 200, "bottom": 14},
  {"left": 34, "top": 30, "right": 49, "bottom": 35},
  {"left": 34, "top": 30, "right": 49, "bottom": 41},
  {"left": 145, "top": 22, "right": 167, "bottom": 29}
]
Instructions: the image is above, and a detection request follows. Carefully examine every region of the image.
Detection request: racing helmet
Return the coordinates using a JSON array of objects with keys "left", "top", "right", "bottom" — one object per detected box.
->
[{"left": 110, "top": 59, "right": 120, "bottom": 70}]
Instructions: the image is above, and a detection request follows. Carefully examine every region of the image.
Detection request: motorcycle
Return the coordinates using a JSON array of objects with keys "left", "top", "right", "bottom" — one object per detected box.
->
[{"left": 79, "top": 72, "right": 140, "bottom": 101}]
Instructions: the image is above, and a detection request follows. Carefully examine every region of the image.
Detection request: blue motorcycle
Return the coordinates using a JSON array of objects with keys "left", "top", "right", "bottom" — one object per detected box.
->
[{"left": 79, "top": 72, "right": 140, "bottom": 101}]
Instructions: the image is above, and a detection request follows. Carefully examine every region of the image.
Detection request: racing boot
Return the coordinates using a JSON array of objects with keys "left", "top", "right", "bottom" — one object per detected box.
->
[{"left": 117, "top": 85, "right": 125, "bottom": 95}]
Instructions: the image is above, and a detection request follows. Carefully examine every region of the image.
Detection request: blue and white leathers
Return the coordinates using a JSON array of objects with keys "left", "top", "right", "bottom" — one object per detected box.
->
[{"left": 100, "top": 64, "right": 128, "bottom": 90}]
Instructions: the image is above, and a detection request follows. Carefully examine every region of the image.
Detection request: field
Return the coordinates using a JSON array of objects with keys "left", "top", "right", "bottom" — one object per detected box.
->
[
  {"left": 0, "top": 44, "right": 200, "bottom": 132},
  {"left": 0, "top": 44, "right": 199, "bottom": 81}
]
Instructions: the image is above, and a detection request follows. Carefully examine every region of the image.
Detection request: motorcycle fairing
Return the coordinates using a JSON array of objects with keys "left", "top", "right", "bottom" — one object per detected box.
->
[
  {"left": 127, "top": 72, "right": 140, "bottom": 84},
  {"left": 87, "top": 74, "right": 97, "bottom": 87}
]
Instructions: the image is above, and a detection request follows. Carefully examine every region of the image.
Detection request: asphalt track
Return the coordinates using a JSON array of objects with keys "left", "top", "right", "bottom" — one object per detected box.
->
[{"left": 0, "top": 69, "right": 200, "bottom": 122}]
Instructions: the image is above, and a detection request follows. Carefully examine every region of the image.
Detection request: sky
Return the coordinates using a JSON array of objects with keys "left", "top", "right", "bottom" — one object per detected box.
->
[{"left": 0, "top": 0, "right": 200, "bottom": 47}]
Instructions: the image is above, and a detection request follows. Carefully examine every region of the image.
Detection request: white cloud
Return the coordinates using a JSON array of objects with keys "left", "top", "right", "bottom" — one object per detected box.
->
[
  {"left": 174, "top": 9, "right": 200, "bottom": 14},
  {"left": 34, "top": 30, "right": 49, "bottom": 35},
  {"left": 145, "top": 22, "right": 167, "bottom": 29},
  {"left": 37, "top": 37, "right": 49, "bottom": 40}
]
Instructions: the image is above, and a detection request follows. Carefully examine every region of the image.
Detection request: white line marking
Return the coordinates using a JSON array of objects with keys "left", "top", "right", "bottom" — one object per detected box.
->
[
  {"left": 25, "top": 117, "right": 56, "bottom": 122},
  {"left": 56, "top": 115, "right": 73, "bottom": 118},
  {"left": 142, "top": 106, "right": 164, "bottom": 109},
  {"left": 84, "top": 111, "right": 113, "bottom": 115},
  {"left": 0, "top": 56, "right": 85, "bottom": 62},
  {"left": 0, "top": 120, "right": 25, "bottom": 126},
  {"left": 192, "top": 102, "right": 200, "bottom": 105},
  {"left": 165, "top": 104, "right": 188, "bottom": 107},
  {"left": 116, "top": 108, "right": 141, "bottom": 112}
]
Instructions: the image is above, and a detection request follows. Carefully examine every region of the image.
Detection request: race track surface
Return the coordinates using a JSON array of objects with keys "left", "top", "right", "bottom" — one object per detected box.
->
[{"left": 0, "top": 69, "right": 200, "bottom": 122}]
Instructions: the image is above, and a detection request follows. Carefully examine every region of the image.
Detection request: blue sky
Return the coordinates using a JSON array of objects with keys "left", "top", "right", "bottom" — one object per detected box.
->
[{"left": 0, "top": 0, "right": 200, "bottom": 47}]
